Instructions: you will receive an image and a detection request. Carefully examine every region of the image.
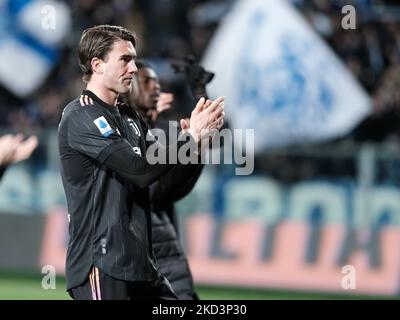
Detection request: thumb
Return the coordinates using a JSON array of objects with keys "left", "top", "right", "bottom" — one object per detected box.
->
[{"left": 180, "top": 118, "right": 189, "bottom": 130}]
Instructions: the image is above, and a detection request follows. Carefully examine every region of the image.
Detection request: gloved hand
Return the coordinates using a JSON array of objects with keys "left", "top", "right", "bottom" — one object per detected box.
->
[{"left": 171, "top": 55, "right": 214, "bottom": 100}]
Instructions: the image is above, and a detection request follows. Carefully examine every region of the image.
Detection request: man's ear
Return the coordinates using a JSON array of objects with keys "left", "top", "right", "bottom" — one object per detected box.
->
[{"left": 91, "top": 57, "right": 103, "bottom": 75}]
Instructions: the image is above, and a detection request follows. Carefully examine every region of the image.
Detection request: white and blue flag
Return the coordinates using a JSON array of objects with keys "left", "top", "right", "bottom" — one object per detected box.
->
[
  {"left": 203, "top": 0, "right": 371, "bottom": 152},
  {"left": 0, "top": 0, "right": 71, "bottom": 97}
]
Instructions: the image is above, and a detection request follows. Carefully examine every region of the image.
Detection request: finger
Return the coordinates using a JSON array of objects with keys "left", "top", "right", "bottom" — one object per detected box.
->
[
  {"left": 14, "top": 133, "right": 24, "bottom": 142},
  {"left": 198, "top": 98, "right": 211, "bottom": 113},
  {"left": 26, "top": 136, "right": 39, "bottom": 150},
  {"left": 208, "top": 100, "right": 224, "bottom": 114},
  {"left": 202, "top": 99, "right": 213, "bottom": 110},
  {"left": 180, "top": 118, "right": 189, "bottom": 130},
  {"left": 151, "top": 110, "right": 158, "bottom": 122},
  {"left": 19, "top": 136, "right": 38, "bottom": 153},
  {"left": 215, "top": 112, "right": 224, "bottom": 123},
  {"left": 0, "top": 134, "right": 15, "bottom": 145},
  {"left": 157, "top": 103, "right": 172, "bottom": 113},
  {"left": 13, "top": 137, "right": 38, "bottom": 162},
  {"left": 208, "top": 112, "right": 224, "bottom": 129},
  {"left": 183, "top": 119, "right": 190, "bottom": 129},
  {"left": 217, "top": 118, "right": 224, "bottom": 129},
  {"left": 213, "top": 115, "right": 224, "bottom": 125},
  {"left": 160, "top": 92, "right": 173, "bottom": 100},
  {"left": 8, "top": 135, "right": 22, "bottom": 148},
  {"left": 207, "top": 96, "right": 224, "bottom": 112},
  {"left": 160, "top": 93, "right": 174, "bottom": 103},
  {"left": 158, "top": 98, "right": 173, "bottom": 107},
  {"left": 211, "top": 104, "right": 224, "bottom": 120},
  {"left": 193, "top": 97, "right": 206, "bottom": 115},
  {"left": 1, "top": 134, "right": 13, "bottom": 140}
]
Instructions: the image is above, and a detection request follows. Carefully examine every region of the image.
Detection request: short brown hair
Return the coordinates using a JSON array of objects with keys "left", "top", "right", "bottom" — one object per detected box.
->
[{"left": 78, "top": 25, "right": 137, "bottom": 82}]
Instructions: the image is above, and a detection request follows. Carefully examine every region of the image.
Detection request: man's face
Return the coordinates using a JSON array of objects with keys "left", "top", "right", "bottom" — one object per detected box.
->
[
  {"left": 132, "top": 67, "right": 161, "bottom": 110},
  {"left": 102, "top": 40, "right": 137, "bottom": 94}
]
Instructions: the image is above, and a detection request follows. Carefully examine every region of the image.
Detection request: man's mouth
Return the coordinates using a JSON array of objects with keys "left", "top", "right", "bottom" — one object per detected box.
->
[{"left": 152, "top": 93, "right": 160, "bottom": 100}]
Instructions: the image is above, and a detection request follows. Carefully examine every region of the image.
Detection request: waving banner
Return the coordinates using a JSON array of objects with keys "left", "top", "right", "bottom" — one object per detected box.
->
[
  {"left": 202, "top": 0, "right": 371, "bottom": 152},
  {"left": 0, "top": 0, "right": 71, "bottom": 97}
]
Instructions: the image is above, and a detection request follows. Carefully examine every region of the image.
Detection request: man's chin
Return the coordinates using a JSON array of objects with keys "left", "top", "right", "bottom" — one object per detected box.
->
[
  {"left": 148, "top": 101, "right": 158, "bottom": 109},
  {"left": 119, "top": 85, "right": 132, "bottom": 94}
]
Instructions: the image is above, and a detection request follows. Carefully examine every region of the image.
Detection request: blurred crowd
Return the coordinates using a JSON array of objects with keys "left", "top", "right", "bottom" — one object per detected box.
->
[
  {"left": 261, "top": 0, "right": 400, "bottom": 181},
  {"left": 1, "top": 0, "right": 400, "bottom": 182},
  {"left": 295, "top": 0, "right": 400, "bottom": 142},
  {"left": 0, "top": 0, "right": 232, "bottom": 135}
]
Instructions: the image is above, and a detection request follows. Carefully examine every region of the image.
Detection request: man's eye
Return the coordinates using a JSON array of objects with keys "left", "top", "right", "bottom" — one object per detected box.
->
[{"left": 145, "top": 78, "right": 157, "bottom": 84}]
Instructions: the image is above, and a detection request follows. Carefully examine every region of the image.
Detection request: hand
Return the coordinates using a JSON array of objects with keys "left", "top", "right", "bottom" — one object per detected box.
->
[
  {"left": 202, "top": 98, "right": 224, "bottom": 131},
  {"left": 0, "top": 134, "right": 20, "bottom": 166},
  {"left": 11, "top": 135, "right": 38, "bottom": 163},
  {"left": 156, "top": 93, "right": 174, "bottom": 114},
  {"left": 187, "top": 96, "right": 225, "bottom": 143},
  {"left": 149, "top": 110, "right": 158, "bottom": 123},
  {"left": 0, "top": 134, "right": 38, "bottom": 166},
  {"left": 180, "top": 118, "right": 190, "bottom": 134},
  {"left": 179, "top": 100, "right": 213, "bottom": 134}
]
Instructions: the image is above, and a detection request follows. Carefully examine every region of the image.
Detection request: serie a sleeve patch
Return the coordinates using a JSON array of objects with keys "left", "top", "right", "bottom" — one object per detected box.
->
[{"left": 93, "top": 116, "right": 115, "bottom": 137}]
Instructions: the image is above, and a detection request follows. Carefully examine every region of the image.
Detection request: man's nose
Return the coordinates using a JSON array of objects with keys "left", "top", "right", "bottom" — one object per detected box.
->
[{"left": 128, "top": 61, "right": 138, "bottom": 74}]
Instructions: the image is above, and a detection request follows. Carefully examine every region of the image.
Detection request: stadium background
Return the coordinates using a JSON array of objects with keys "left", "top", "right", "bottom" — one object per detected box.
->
[{"left": 0, "top": 0, "right": 400, "bottom": 299}]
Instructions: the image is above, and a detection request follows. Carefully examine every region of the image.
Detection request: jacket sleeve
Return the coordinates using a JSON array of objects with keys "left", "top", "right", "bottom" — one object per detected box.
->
[
  {"left": 66, "top": 107, "right": 188, "bottom": 188},
  {"left": 150, "top": 163, "right": 204, "bottom": 205}
]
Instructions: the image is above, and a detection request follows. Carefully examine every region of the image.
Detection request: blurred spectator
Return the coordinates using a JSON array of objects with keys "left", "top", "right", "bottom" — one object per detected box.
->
[
  {"left": 0, "top": 134, "right": 38, "bottom": 178},
  {"left": 128, "top": 60, "right": 202, "bottom": 300},
  {"left": 2, "top": 0, "right": 400, "bottom": 183}
]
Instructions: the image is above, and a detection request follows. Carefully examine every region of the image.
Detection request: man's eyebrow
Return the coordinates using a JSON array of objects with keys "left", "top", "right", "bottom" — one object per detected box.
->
[
  {"left": 142, "top": 75, "right": 159, "bottom": 82},
  {"left": 120, "top": 54, "right": 136, "bottom": 59}
]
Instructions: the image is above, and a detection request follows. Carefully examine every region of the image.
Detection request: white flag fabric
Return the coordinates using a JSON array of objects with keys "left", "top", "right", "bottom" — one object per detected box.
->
[
  {"left": 202, "top": 0, "right": 371, "bottom": 152},
  {"left": 0, "top": 0, "right": 71, "bottom": 97}
]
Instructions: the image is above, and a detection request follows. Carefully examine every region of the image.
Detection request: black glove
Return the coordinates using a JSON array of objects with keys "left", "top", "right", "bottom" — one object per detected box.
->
[{"left": 171, "top": 55, "right": 214, "bottom": 100}]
